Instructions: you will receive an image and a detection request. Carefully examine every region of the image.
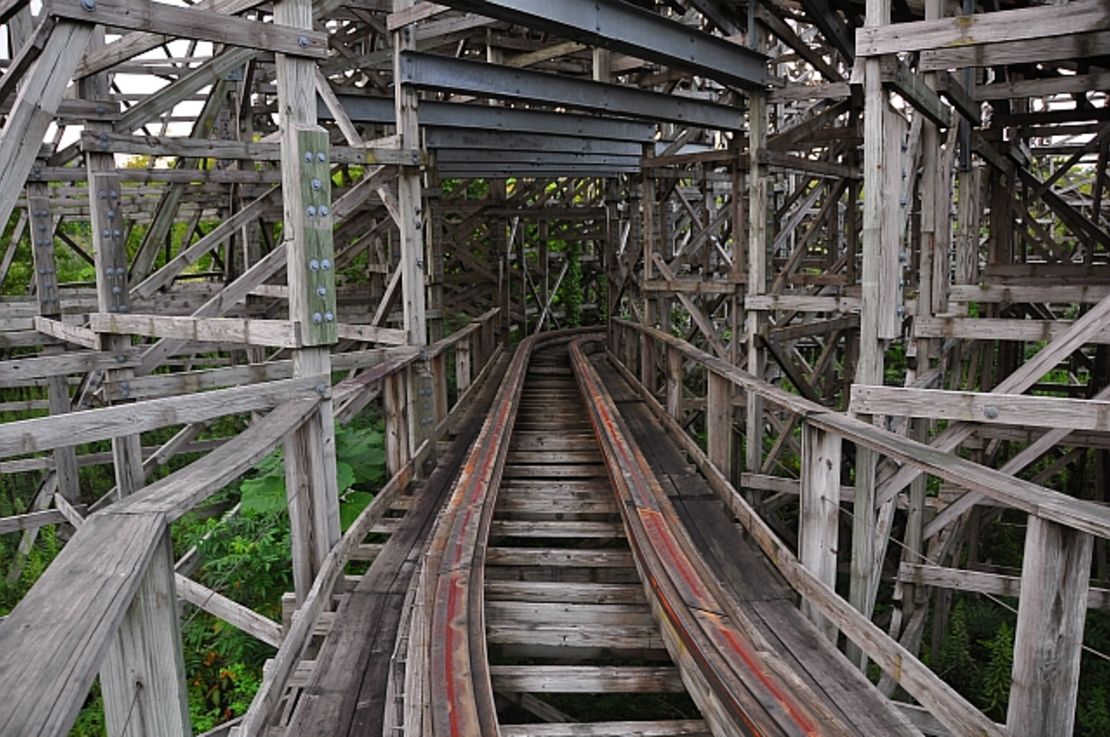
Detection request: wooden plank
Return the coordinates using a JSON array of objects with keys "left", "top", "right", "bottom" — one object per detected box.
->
[
  {"left": 745, "top": 294, "right": 861, "bottom": 312},
  {"left": 500, "top": 721, "right": 710, "bottom": 737},
  {"left": 33, "top": 315, "right": 100, "bottom": 349},
  {"left": 1006, "top": 518, "right": 1093, "bottom": 736},
  {"left": 850, "top": 385, "right": 1110, "bottom": 431},
  {"left": 607, "top": 337, "right": 1006, "bottom": 737},
  {"left": 50, "top": 0, "right": 327, "bottom": 56},
  {"left": 90, "top": 313, "right": 302, "bottom": 348},
  {"left": 0, "top": 349, "right": 140, "bottom": 386},
  {"left": 0, "top": 511, "right": 166, "bottom": 736},
  {"left": 799, "top": 424, "right": 840, "bottom": 642},
  {"left": 117, "top": 398, "right": 316, "bottom": 522},
  {"left": 175, "top": 574, "right": 283, "bottom": 647},
  {"left": 914, "top": 315, "right": 1110, "bottom": 344},
  {"left": 899, "top": 563, "right": 1110, "bottom": 610},
  {"left": 100, "top": 529, "right": 191, "bottom": 737},
  {"left": 856, "top": 1, "right": 1108, "bottom": 56},
  {"left": 0, "top": 509, "right": 68, "bottom": 535},
  {"left": 490, "top": 665, "right": 683, "bottom": 693},
  {"left": 0, "top": 377, "right": 320, "bottom": 459},
  {"left": 920, "top": 30, "right": 1110, "bottom": 70},
  {"left": 0, "top": 20, "right": 92, "bottom": 234}
]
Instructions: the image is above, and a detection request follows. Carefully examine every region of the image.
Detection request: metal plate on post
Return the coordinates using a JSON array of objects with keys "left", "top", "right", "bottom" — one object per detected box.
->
[
  {"left": 91, "top": 172, "right": 129, "bottom": 315},
  {"left": 297, "top": 127, "right": 338, "bottom": 346}
]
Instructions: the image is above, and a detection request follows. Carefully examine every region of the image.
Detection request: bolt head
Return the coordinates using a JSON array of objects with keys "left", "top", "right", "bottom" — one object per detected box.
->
[
  {"left": 306, "top": 205, "right": 317, "bottom": 217},
  {"left": 81, "top": 0, "right": 96, "bottom": 11},
  {"left": 297, "top": 35, "right": 310, "bottom": 48},
  {"left": 320, "top": 259, "right": 331, "bottom": 270},
  {"left": 304, "top": 151, "right": 314, "bottom": 163},
  {"left": 324, "top": 311, "right": 334, "bottom": 322},
  {"left": 316, "top": 286, "right": 327, "bottom": 297},
  {"left": 319, "top": 205, "right": 329, "bottom": 216},
  {"left": 309, "top": 259, "right": 320, "bottom": 271},
  {"left": 317, "top": 152, "right": 326, "bottom": 163},
  {"left": 312, "top": 312, "right": 323, "bottom": 324},
  {"left": 311, "top": 178, "right": 321, "bottom": 190}
]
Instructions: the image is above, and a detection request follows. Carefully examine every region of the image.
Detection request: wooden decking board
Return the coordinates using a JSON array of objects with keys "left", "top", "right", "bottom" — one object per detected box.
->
[{"left": 280, "top": 354, "right": 511, "bottom": 736}]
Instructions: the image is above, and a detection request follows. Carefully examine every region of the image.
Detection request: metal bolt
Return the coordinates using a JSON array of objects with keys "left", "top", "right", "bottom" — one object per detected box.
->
[
  {"left": 306, "top": 205, "right": 317, "bottom": 217},
  {"left": 112, "top": 286, "right": 121, "bottom": 295},
  {"left": 309, "top": 258, "right": 320, "bottom": 271},
  {"left": 110, "top": 191, "right": 118, "bottom": 199},
  {"left": 982, "top": 405, "right": 999, "bottom": 419},
  {"left": 314, "top": 383, "right": 328, "bottom": 396},
  {"left": 320, "top": 259, "right": 331, "bottom": 270},
  {"left": 317, "top": 152, "right": 326, "bottom": 163},
  {"left": 311, "top": 178, "right": 321, "bottom": 190},
  {"left": 304, "top": 151, "right": 314, "bottom": 163},
  {"left": 116, "top": 354, "right": 127, "bottom": 363},
  {"left": 416, "top": 258, "right": 424, "bottom": 268},
  {"left": 102, "top": 229, "right": 111, "bottom": 238},
  {"left": 319, "top": 205, "right": 329, "bottom": 216},
  {"left": 298, "top": 35, "right": 310, "bottom": 48},
  {"left": 324, "top": 311, "right": 334, "bottom": 322},
  {"left": 81, "top": 0, "right": 96, "bottom": 10},
  {"left": 312, "top": 312, "right": 323, "bottom": 324},
  {"left": 113, "top": 229, "right": 121, "bottom": 238},
  {"left": 316, "top": 286, "right": 327, "bottom": 297},
  {"left": 107, "top": 209, "right": 116, "bottom": 219}
]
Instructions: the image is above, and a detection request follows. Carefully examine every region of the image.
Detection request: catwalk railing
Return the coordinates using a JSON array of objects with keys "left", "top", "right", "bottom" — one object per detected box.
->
[
  {"left": 610, "top": 318, "right": 1110, "bottom": 737},
  {"left": 0, "top": 308, "right": 500, "bottom": 737}
]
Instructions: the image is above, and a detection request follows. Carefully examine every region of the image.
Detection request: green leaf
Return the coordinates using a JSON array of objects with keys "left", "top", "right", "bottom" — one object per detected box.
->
[
  {"left": 339, "top": 491, "right": 374, "bottom": 531},
  {"left": 336, "top": 461, "right": 356, "bottom": 493},
  {"left": 239, "top": 474, "right": 285, "bottom": 515}
]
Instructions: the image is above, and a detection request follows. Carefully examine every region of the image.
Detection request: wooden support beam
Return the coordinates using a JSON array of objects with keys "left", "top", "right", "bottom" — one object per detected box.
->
[
  {"left": 0, "top": 20, "right": 93, "bottom": 234},
  {"left": 850, "top": 385, "right": 1110, "bottom": 432},
  {"left": 91, "top": 313, "right": 303, "bottom": 348},
  {"left": 799, "top": 424, "right": 841, "bottom": 642},
  {"left": 1007, "top": 518, "right": 1093, "bottom": 737},
  {"left": 856, "top": 1, "right": 1108, "bottom": 57},
  {"left": 878, "top": 290, "right": 1110, "bottom": 506},
  {"left": 49, "top": 0, "right": 328, "bottom": 57},
  {"left": 899, "top": 563, "right": 1110, "bottom": 610},
  {"left": 879, "top": 57, "right": 950, "bottom": 129}
]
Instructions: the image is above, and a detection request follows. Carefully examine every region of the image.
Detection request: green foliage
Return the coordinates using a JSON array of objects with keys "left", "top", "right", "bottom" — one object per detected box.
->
[{"left": 979, "top": 621, "right": 1014, "bottom": 719}]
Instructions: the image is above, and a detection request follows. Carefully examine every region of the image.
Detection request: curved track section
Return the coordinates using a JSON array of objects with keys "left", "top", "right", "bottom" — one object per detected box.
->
[{"left": 415, "top": 336, "right": 916, "bottom": 737}]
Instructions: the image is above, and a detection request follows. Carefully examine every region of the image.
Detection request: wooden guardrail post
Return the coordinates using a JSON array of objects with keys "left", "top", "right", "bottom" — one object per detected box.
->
[
  {"left": 384, "top": 369, "right": 410, "bottom": 475},
  {"left": 706, "top": 370, "right": 733, "bottom": 483},
  {"left": 1007, "top": 517, "right": 1093, "bottom": 737},
  {"left": 799, "top": 423, "right": 842, "bottom": 643},
  {"left": 456, "top": 334, "right": 473, "bottom": 395},
  {"left": 665, "top": 346, "right": 682, "bottom": 420},
  {"left": 101, "top": 528, "right": 190, "bottom": 737}
]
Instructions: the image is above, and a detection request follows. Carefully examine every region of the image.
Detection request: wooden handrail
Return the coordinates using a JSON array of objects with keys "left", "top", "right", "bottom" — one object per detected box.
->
[{"left": 613, "top": 318, "right": 1110, "bottom": 540}]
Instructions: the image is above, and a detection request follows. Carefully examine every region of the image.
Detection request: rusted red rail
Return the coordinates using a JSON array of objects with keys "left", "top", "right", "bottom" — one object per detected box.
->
[
  {"left": 424, "top": 334, "right": 849, "bottom": 736},
  {"left": 569, "top": 337, "right": 842, "bottom": 737}
]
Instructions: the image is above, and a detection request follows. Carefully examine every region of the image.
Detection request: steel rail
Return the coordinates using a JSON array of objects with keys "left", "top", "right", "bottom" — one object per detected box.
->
[
  {"left": 568, "top": 337, "right": 843, "bottom": 737},
  {"left": 424, "top": 328, "right": 594, "bottom": 737}
]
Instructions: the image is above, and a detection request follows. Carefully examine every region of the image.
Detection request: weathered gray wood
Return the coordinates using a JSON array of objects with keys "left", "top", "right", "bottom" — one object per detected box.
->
[
  {"left": 100, "top": 530, "right": 191, "bottom": 737},
  {"left": 799, "top": 424, "right": 841, "bottom": 642},
  {"left": 0, "top": 512, "right": 166, "bottom": 736},
  {"left": 175, "top": 574, "right": 283, "bottom": 648},
  {"left": 900, "top": 563, "right": 1110, "bottom": 610},
  {"left": 1006, "top": 518, "right": 1093, "bottom": 737},
  {"left": 50, "top": 0, "right": 329, "bottom": 57},
  {"left": 0, "top": 377, "right": 321, "bottom": 459},
  {"left": 856, "top": 0, "right": 1108, "bottom": 57},
  {"left": 850, "top": 385, "right": 1110, "bottom": 431}
]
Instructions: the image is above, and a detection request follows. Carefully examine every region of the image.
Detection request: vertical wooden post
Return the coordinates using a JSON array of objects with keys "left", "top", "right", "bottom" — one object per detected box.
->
[
  {"left": 384, "top": 370, "right": 410, "bottom": 475},
  {"left": 665, "top": 346, "right": 682, "bottom": 421},
  {"left": 744, "top": 16, "right": 768, "bottom": 480},
  {"left": 455, "top": 337, "right": 472, "bottom": 395},
  {"left": 799, "top": 424, "right": 842, "bottom": 643},
  {"left": 706, "top": 371, "right": 733, "bottom": 482},
  {"left": 275, "top": 0, "right": 340, "bottom": 601},
  {"left": 28, "top": 182, "right": 79, "bottom": 504},
  {"left": 89, "top": 171, "right": 144, "bottom": 496},
  {"left": 100, "top": 529, "right": 190, "bottom": 737},
  {"left": 849, "top": 0, "right": 891, "bottom": 669},
  {"left": 1007, "top": 517, "right": 1092, "bottom": 737}
]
